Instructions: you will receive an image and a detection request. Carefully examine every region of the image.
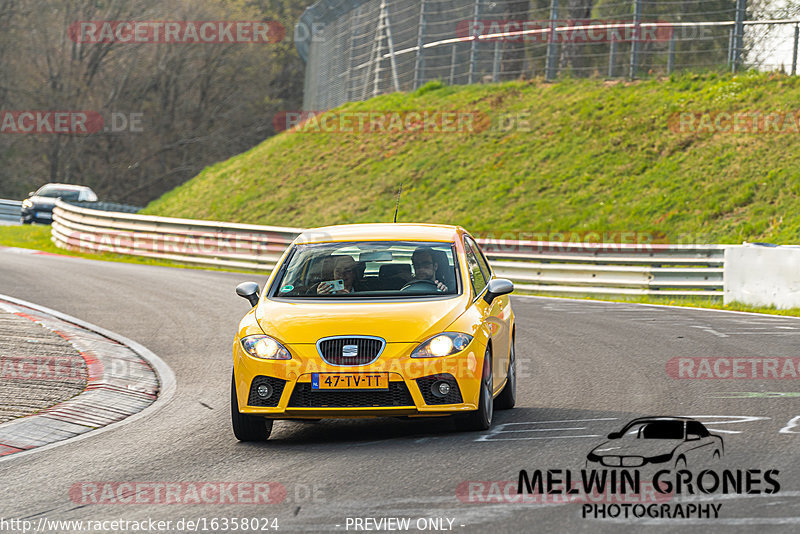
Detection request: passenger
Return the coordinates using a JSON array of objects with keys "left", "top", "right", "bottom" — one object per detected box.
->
[
  {"left": 410, "top": 248, "right": 448, "bottom": 292},
  {"left": 316, "top": 255, "right": 362, "bottom": 295}
]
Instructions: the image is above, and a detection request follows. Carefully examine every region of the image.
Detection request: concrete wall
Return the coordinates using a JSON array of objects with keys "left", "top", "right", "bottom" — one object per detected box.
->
[{"left": 724, "top": 244, "right": 800, "bottom": 309}]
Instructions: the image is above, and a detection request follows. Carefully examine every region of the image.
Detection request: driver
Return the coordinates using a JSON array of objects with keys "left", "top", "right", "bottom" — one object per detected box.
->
[{"left": 411, "top": 248, "right": 448, "bottom": 292}]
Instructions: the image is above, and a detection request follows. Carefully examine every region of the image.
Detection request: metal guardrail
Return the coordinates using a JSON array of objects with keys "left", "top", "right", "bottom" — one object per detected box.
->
[
  {"left": 51, "top": 200, "right": 726, "bottom": 298},
  {"left": 0, "top": 199, "right": 22, "bottom": 222}
]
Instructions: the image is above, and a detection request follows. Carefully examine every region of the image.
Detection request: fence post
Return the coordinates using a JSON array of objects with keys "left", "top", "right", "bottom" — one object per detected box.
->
[
  {"left": 450, "top": 44, "right": 457, "bottom": 84},
  {"left": 382, "top": 1, "right": 400, "bottom": 92},
  {"left": 468, "top": 0, "right": 481, "bottom": 84},
  {"left": 629, "top": 0, "right": 641, "bottom": 79},
  {"left": 667, "top": 30, "right": 676, "bottom": 74},
  {"left": 545, "top": 0, "right": 559, "bottom": 81},
  {"left": 793, "top": 23, "right": 799, "bottom": 76},
  {"left": 608, "top": 39, "right": 617, "bottom": 77},
  {"left": 732, "top": 0, "right": 745, "bottom": 72},
  {"left": 492, "top": 39, "right": 502, "bottom": 82},
  {"left": 413, "top": 0, "right": 427, "bottom": 89}
]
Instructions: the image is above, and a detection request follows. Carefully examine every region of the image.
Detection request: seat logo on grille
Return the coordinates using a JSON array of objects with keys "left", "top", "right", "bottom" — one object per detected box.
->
[{"left": 342, "top": 344, "right": 359, "bottom": 358}]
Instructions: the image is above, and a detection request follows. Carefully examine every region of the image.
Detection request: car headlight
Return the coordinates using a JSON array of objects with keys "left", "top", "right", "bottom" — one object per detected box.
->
[
  {"left": 411, "top": 332, "right": 473, "bottom": 358},
  {"left": 240, "top": 335, "right": 291, "bottom": 360},
  {"left": 22, "top": 200, "right": 33, "bottom": 208},
  {"left": 647, "top": 452, "right": 674, "bottom": 464}
]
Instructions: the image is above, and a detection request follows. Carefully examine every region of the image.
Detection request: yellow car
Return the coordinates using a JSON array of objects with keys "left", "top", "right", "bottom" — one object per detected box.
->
[{"left": 231, "top": 223, "right": 515, "bottom": 441}]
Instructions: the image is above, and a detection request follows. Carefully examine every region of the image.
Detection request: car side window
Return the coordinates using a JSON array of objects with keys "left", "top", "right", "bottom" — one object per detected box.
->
[
  {"left": 463, "top": 240, "right": 487, "bottom": 297},
  {"left": 465, "top": 236, "right": 492, "bottom": 281},
  {"left": 686, "top": 421, "right": 708, "bottom": 438}
]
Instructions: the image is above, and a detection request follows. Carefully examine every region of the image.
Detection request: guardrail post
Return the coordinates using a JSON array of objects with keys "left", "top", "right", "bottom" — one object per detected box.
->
[
  {"left": 629, "top": 0, "right": 642, "bottom": 79},
  {"left": 468, "top": 0, "right": 482, "bottom": 84},
  {"left": 545, "top": 0, "right": 559, "bottom": 81}
]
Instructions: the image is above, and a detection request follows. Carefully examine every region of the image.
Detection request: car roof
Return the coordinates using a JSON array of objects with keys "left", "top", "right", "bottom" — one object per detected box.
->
[
  {"left": 294, "top": 223, "right": 467, "bottom": 244},
  {"left": 38, "top": 183, "right": 91, "bottom": 191},
  {"left": 623, "top": 416, "right": 698, "bottom": 425}
]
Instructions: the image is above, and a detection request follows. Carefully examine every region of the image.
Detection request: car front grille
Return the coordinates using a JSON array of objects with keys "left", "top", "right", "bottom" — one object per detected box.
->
[
  {"left": 317, "top": 336, "right": 385, "bottom": 366},
  {"left": 287, "top": 382, "right": 414, "bottom": 408},
  {"left": 247, "top": 376, "right": 287, "bottom": 407},
  {"left": 416, "top": 374, "right": 463, "bottom": 405}
]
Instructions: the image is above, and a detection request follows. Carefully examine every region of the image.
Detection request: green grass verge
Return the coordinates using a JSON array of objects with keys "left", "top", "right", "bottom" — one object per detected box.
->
[{"left": 144, "top": 71, "right": 800, "bottom": 244}]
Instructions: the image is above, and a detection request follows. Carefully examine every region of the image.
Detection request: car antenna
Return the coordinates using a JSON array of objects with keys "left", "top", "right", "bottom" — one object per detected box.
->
[{"left": 393, "top": 183, "right": 402, "bottom": 223}]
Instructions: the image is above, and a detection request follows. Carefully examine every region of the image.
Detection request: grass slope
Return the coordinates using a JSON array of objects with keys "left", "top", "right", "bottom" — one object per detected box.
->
[{"left": 143, "top": 72, "right": 800, "bottom": 244}]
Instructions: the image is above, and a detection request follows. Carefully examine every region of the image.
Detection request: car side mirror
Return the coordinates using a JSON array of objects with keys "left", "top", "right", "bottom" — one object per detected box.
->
[
  {"left": 687, "top": 433, "right": 701, "bottom": 441},
  {"left": 483, "top": 278, "right": 514, "bottom": 304},
  {"left": 28, "top": 192, "right": 35, "bottom": 197},
  {"left": 607, "top": 431, "right": 622, "bottom": 439},
  {"left": 236, "top": 282, "right": 260, "bottom": 307}
]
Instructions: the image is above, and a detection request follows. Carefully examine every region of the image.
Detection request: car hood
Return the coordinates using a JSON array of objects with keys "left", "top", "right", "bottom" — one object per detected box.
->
[
  {"left": 29, "top": 196, "right": 58, "bottom": 208},
  {"left": 590, "top": 439, "right": 684, "bottom": 458},
  {"left": 255, "top": 296, "right": 469, "bottom": 343}
]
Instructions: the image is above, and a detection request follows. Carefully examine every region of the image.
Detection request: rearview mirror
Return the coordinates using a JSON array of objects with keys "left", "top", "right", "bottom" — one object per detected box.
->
[
  {"left": 483, "top": 278, "right": 514, "bottom": 304},
  {"left": 236, "top": 282, "right": 260, "bottom": 307}
]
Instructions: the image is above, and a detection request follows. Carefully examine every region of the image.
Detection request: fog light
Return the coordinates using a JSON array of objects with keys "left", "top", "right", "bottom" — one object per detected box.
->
[
  {"left": 257, "top": 383, "right": 273, "bottom": 399},
  {"left": 431, "top": 381, "right": 451, "bottom": 398}
]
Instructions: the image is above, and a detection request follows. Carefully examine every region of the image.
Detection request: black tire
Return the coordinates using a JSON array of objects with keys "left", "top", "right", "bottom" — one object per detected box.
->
[
  {"left": 456, "top": 346, "right": 493, "bottom": 431},
  {"left": 20, "top": 218, "right": 30, "bottom": 225},
  {"left": 231, "top": 372, "right": 273, "bottom": 441},
  {"left": 494, "top": 334, "right": 516, "bottom": 410}
]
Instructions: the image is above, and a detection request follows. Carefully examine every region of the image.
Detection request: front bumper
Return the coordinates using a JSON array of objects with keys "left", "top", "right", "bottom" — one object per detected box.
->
[
  {"left": 233, "top": 339, "right": 484, "bottom": 418},
  {"left": 20, "top": 207, "right": 53, "bottom": 224}
]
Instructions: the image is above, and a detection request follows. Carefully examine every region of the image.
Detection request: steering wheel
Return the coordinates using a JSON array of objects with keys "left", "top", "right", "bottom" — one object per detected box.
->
[{"left": 400, "top": 279, "right": 440, "bottom": 292}]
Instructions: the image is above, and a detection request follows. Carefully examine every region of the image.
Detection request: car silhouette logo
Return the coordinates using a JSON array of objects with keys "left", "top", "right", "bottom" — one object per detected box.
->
[
  {"left": 586, "top": 416, "right": 724, "bottom": 470},
  {"left": 342, "top": 344, "right": 359, "bottom": 357}
]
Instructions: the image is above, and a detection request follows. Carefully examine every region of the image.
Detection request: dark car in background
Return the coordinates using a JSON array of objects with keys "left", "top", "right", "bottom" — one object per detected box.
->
[{"left": 21, "top": 183, "right": 97, "bottom": 224}]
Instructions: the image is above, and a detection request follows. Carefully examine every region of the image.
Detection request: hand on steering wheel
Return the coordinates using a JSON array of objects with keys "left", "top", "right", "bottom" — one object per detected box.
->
[{"left": 400, "top": 279, "right": 445, "bottom": 292}]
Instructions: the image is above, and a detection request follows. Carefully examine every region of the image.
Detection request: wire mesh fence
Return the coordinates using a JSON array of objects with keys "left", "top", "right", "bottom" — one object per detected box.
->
[{"left": 296, "top": 0, "right": 800, "bottom": 111}]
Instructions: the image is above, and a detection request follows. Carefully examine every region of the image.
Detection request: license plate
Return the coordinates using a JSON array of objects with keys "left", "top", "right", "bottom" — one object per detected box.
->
[{"left": 312, "top": 373, "right": 389, "bottom": 390}]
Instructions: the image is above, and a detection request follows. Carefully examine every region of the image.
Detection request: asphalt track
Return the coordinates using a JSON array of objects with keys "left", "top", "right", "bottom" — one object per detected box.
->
[{"left": 1, "top": 248, "right": 800, "bottom": 533}]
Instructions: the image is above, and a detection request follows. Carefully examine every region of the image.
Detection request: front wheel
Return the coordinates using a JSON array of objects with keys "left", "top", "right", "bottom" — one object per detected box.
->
[
  {"left": 494, "top": 335, "right": 516, "bottom": 410},
  {"left": 456, "top": 346, "right": 493, "bottom": 431},
  {"left": 231, "top": 372, "right": 273, "bottom": 441}
]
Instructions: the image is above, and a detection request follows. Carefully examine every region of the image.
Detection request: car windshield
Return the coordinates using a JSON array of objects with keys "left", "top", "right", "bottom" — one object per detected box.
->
[
  {"left": 36, "top": 187, "right": 81, "bottom": 200},
  {"left": 272, "top": 241, "right": 460, "bottom": 298},
  {"left": 622, "top": 421, "right": 685, "bottom": 440}
]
